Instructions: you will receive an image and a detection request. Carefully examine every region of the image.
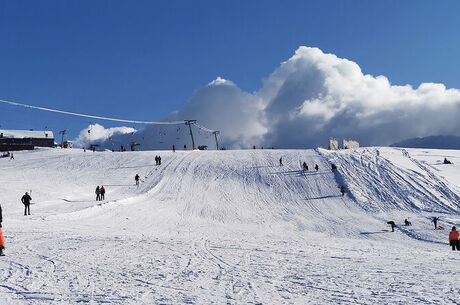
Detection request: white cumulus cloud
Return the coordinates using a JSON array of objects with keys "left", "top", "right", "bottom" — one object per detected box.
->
[{"left": 75, "top": 46, "right": 460, "bottom": 149}]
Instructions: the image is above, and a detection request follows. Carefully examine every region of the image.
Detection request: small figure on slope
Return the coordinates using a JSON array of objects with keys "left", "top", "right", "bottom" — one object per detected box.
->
[
  {"left": 135, "top": 174, "right": 140, "bottom": 186},
  {"left": 21, "top": 192, "right": 32, "bottom": 216},
  {"left": 404, "top": 218, "right": 412, "bottom": 226},
  {"left": 340, "top": 186, "right": 345, "bottom": 196},
  {"left": 443, "top": 158, "right": 453, "bottom": 164},
  {"left": 95, "top": 186, "right": 101, "bottom": 201},
  {"left": 432, "top": 216, "right": 440, "bottom": 230},
  {"left": 315, "top": 164, "right": 319, "bottom": 171},
  {"left": 331, "top": 163, "right": 337, "bottom": 172},
  {"left": 172, "top": 145, "right": 176, "bottom": 152},
  {"left": 387, "top": 221, "right": 396, "bottom": 232},
  {"left": 100, "top": 186, "right": 106, "bottom": 200},
  {"left": 279, "top": 157, "right": 283, "bottom": 166},
  {"left": 302, "top": 162, "right": 308, "bottom": 171},
  {"left": 0, "top": 204, "right": 5, "bottom": 256},
  {"left": 449, "top": 226, "right": 460, "bottom": 251}
]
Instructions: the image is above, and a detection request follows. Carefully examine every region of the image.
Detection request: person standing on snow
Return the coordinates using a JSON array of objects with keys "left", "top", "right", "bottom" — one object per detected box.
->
[
  {"left": 0, "top": 204, "right": 5, "bottom": 256},
  {"left": 155, "top": 155, "right": 159, "bottom": 165},
  {"left": 315, "top": 164, "right": 319, "bottom": 171},
  {"left": 100, "top": 186, "right": 106, "bottom": 200},
  {"left": 432, "top": 216, "right": 440, "bottom": 230},
  {"left": 95, "top": 186, "right": 101, "bottom": 201},
  {"left": 449, "top": 226, "right": 460, "bottom": 251},
  {"left": 279, "top": 157, "right": 283, "bottom": 166},
  {"left": 135, "top": 174, "right": 140, "bottom": 186},
  {"left": 302, "top": 162, "right": 308, "bottom": 171},
  {"left": 21, "top": 192, "right": 32, "bottom": 216},
  {"left": 158, "top": 156, "right": 162, "bottom": 165}
]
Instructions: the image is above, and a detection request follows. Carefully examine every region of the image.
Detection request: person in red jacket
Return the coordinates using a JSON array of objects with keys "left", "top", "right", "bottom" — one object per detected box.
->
[
  {"left": 0, "top": 204, "right": 5, "bottom": 256},
  {"left": 449, "top": 226, "right": 460, "bottom": 251}
]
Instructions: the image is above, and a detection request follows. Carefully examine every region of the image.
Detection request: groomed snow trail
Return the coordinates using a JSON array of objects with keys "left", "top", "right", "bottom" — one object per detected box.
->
[{"left": 0, "top": 148, "right": 459, "bottom": 304}]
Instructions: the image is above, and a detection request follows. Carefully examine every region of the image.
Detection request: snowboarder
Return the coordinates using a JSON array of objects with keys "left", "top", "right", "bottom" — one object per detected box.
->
[
  {"left": 404, "top": 218, "right": 412, "bottom": 226},
  {"left": 340, "top": 186, "right": 345, "bottom": 196},
  {"left": 387, "top": 221, "right": 396, "bottom": 232},
  {"left": 0, "top": 204, "right": 4, "bottom": 256},
  {"left": 449, "top": 226, "right": 460, "bottom": 251},
  {"left": 432, "top": 217, "right": 440, "bottom": 230},
  {"left": 315, "top": 164, "right": 319, "bottom": 171},
  {"left": 443, "top": 158, "right": 452, "bottom": 164},
  {"left": 21, "top": 192, "right": 32, "bottom": 216},
  {"left": 95, "top": 186, "right": 101, "bottom": 201},
  {"left": 100, "top": 186, "right": 106, "bottom": 200},
  {"left": 135, "top": 174, "right": 140, "bottom": 186},
  {"left": 279, "top": 157, "right": 283, "bottom": 166},
  {"left": 302, "top": 162, "right": 308, "bottom": 171}
]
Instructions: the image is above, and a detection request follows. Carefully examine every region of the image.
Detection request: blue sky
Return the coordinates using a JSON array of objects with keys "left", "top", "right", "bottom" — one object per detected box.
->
[{"left": 1, "top": 0, "right": 460, "bottom": 141}]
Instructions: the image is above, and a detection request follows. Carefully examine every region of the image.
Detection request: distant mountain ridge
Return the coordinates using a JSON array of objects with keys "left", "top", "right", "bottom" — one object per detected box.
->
[{"left": 390, "top": 135, "right": 460, "bottom": 149}]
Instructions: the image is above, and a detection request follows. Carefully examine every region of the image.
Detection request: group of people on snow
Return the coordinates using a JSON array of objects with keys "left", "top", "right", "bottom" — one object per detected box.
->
[
  {"left": 155, "top": 155, "right": 162, "bottom": 166},
  {"left": 95, "top": 186, "right": 106, "bottom": 201}
]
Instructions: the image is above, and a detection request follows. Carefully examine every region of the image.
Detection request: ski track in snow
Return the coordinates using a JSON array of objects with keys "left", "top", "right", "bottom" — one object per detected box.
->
[{"left": 0, "top": 147, "right": 459, "bottom": 304}]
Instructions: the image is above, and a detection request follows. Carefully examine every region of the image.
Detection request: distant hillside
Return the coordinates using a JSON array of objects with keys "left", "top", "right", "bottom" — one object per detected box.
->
[{"left": 390, "top": 135, "right": 460, "bottom": 149}]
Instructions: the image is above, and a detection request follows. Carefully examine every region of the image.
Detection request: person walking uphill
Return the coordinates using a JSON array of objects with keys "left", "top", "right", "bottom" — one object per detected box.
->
[
  {"left": 135, "top": 174, "right": 140, "bottom": 186},
  {"left": 21, "top": 192, "right": 32, "bottom": 216},
  {"left": 0, "top": 204, "right": 5, "bottom": 256},
  {"left": 449, "top": 226, "right": 460, "bottom": 251}
]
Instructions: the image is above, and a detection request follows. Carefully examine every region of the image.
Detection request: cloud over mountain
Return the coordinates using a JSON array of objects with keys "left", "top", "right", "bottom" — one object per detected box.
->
[
  {"left": 170, "top": 47, "right": 460, "bottom": 148},
  {"left": 79, "top": 47, "right": 460, "bottom": 149}
]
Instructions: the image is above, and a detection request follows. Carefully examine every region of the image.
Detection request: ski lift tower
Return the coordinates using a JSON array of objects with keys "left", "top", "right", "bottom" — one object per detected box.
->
[
  {"left": 59, "top": 130, "right": 67, "bottom": 148},
  {"left": 212, "top": 131, "right": 220, "bottom": 150},
  {"left": 184, "top": 120, "right": 197, "bottom": 150}
]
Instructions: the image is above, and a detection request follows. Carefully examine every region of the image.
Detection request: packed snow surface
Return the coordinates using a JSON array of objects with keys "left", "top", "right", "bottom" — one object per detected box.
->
[{"left": 0, "top": 147, "right": 459, "bottom": 304}]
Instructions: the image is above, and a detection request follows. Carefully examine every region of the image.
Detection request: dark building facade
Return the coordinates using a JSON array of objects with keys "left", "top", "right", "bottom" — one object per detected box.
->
[{"left": 0, "top": 130, "right": 55, "bottom": 151}]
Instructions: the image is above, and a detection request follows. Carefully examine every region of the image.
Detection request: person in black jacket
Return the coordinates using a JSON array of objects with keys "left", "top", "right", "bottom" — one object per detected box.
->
[{"left": 21, "top": 192, "right": 32, "bottom": 216}]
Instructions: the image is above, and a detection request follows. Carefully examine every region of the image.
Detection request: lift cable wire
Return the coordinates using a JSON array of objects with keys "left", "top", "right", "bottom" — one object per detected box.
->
[{"left": 0, "top": 99, "right": 185, "bottom": 125}]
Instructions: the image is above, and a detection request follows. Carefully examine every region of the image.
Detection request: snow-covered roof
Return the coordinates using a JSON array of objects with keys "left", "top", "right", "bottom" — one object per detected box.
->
[{"left": 0, "top": 129, "right": 54, "bottom": 139}]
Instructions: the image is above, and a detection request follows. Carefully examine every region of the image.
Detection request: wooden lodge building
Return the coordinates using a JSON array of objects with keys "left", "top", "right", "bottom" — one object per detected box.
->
[{"left": 0, "top": 129, "right": 55, "bottom": 151}]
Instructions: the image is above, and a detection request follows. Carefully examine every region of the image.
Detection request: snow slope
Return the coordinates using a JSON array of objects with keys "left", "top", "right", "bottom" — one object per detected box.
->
[{"left": 0, "top": 147, "right": 459, "bottom": 304}]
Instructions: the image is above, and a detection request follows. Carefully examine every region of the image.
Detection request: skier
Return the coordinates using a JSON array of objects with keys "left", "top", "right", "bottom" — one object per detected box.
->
[
  {"left": 432, "top": 216, "right": 440, "bottom": 230},
  {"left": 158, "top": 156, "right": 162, "bottom": 165},
  {"left": 449, "top": 226, "right": 460, "bottom": 251},
  {"left": 340, "top": 186, "right": 345, "bottom": 196},
  {"left": 279, "top": 157, "right": 283, "bottom": 166},
  {"left": 302, "top": 162, "right": 308, "bottom": 171},
  {"left": 404, "top": 219, "right": 412, "bottom": 226},
  {"left": 9, "top": 153, "right": 14, "bottom": 160},
  {"left": 21, "top": 192, "right": 32, "bottom": 216},
  {"left": 95, "top": 186, "right": 101, "bottom": 201},
  {"left": 0, "top": 204, "right": 4, "bottom": 256},
  {"left": 135, "top": 174, "right": 140, "bottom": 186},
  {"left": 100, "top": 186, "right": 106, "bottom": 200},
  {"left": 387, "top": 221, "right": 396, "bottom": 232},
  {"left": 155, "top": 155, "right": 159, "bottom": 165},
  {"left": 172, "top": 145, "right": 176, "bottom": 152},
  {"left": 315, "top": 164, "right": 319, "bottom": 171}
]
